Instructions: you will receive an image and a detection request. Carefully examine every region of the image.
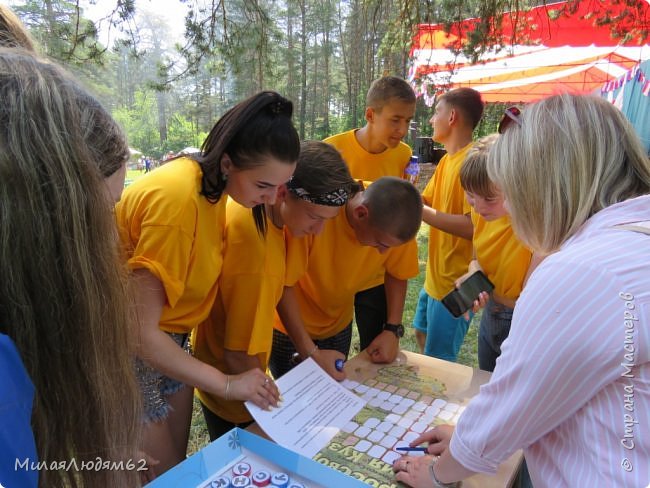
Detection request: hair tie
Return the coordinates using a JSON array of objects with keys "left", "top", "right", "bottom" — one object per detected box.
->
[{"left": 270, "top": 101, "right": 283, "bottom": 115}]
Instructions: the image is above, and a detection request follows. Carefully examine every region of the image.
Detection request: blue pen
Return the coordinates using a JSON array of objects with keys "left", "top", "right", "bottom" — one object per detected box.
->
[{"left": 395, "top": 446, "right": 428, "bottom": 452}]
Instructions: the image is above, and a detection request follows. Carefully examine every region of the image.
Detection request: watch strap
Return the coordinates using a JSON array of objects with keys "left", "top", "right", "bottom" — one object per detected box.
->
[{"left": 382, "top": 322, "right": 404, "bottom": 338}]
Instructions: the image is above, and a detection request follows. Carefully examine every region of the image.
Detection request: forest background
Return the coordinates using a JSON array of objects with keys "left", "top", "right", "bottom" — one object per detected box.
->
[{"left": 8, "top": 0, "right": 647, "bottom": 158}]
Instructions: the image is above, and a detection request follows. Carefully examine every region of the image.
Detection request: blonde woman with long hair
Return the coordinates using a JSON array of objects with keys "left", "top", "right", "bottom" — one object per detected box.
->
[
  {"left": 0, "top": 50, "right": 141, "bottom": 488},
  {"left": 394, "top": 94, "right": 650, "bottom": 487}
]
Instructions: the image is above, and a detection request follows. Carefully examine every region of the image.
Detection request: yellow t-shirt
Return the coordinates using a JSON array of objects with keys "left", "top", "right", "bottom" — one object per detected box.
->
[
  {"left": 325, "top": 130, "right": 412, "bottom": 289},
  {"left": 471, "top": 210, "right": 532, "bottom": 301},
  {"left": 115, "top": 157, "right": 227, "bottom": 333},
  {"left": 422, "top": 144, "right": 473, "bottom": 300},
  {"left": 275, "top": 206, "right": 419, "bottom": 339},
  {"left": 324, "top": 129, "right": 412, "bottom": 181},
  {"left": 193, "top": 200, "right": 290, "bottom": 423}
]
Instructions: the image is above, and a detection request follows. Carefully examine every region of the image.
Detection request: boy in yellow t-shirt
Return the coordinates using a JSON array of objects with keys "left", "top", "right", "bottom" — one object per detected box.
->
[
  {"left": 269, "top": 177, "right": 422, "bottom": 380},
  {"left": 324, "top": 76, "right": 415, "bottom": 181},
  {"left": 324, "top": 76, "right": 416, "bottom": 355},
  {"left": 459, "top": 134, "right": 541, "bottom": 371},
  {"left": 193, "top": 141, "right": 358, "bottom": 440},
  {"left": 415, "top": 88, "right": 484, "bottom": 361}
]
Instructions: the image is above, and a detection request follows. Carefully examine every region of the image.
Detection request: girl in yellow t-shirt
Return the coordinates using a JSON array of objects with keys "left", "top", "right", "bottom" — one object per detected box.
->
[
  {"left": 459, "top": 134, "right": 542, "bottom": 371},
  {"left": 115, "top": 92, "right": 299, "bottom": 474},
  {"left": 193, "top": 141, "right": 359, "bottom": 440}
]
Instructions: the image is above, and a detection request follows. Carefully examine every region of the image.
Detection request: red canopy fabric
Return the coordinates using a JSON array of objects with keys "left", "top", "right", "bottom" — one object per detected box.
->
[{"left": 410, "top": 1, "right": 650, "bottom": 103}]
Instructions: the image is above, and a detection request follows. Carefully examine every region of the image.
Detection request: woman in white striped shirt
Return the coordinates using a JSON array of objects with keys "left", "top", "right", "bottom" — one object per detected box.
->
[{"left": 394, "top": 94, "right": 650, "bottom": 488}]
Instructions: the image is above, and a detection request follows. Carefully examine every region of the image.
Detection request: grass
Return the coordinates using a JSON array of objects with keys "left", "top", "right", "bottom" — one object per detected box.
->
[
  {"left": 185, "top": 224, "right": 481, "bottom": 455},
  {"left": 125, "top": 169, "right": 145, "bottom": 187}
]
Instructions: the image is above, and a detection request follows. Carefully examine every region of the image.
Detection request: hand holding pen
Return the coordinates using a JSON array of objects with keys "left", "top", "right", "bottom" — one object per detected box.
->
[{"left": 406, "top": 425, "right": 455, "bottom": 456}]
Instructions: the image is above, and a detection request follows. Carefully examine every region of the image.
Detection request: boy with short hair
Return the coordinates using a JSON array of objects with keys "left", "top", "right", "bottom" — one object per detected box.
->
[
  {"left": 324, "top": 75, "right": 417, "bottom": 352},
  {"left": 325, "top": 75, "right": 416, "bottom": 180},
  {"left": 414, "top": 87, "right": 484, "bottom": 361},
  {"left": 269, "top": 177, "right": 422, "bottom": 380}
]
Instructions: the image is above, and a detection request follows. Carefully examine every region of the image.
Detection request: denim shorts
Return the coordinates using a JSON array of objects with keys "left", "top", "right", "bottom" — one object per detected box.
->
[{"left": 135, "top": 332, "right": 191, "bottom": 423}]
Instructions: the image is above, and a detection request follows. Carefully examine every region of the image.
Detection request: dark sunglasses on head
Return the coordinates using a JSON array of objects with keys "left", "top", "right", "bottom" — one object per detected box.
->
[{"left": 498, "top": 106, "right": 522, "bottom": 134}]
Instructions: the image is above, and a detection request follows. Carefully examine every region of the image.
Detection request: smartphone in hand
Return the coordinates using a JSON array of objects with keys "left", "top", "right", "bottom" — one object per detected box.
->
[{"left": 441, "top": 270, "right": 495, "bottom": 318}]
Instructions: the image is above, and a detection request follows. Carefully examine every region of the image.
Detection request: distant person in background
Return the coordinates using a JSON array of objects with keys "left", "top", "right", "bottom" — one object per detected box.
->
[
  {"left": 414, "top": 87, "right": 484, "bottom": 362},
  {"left": 324, "top": 75, "right": 417, "bottom": 357},
  {"left": 394, "top": 94, "right": 650, "bottom": 488},
  {"left": 115, "top": 91, "right": 296, "bottom": 475},
  {"left": 193, "top": 141, "right": 358, "bottom": 440},
  {"left": 0, "top": 50, "right": 141, "bottom": 488}
]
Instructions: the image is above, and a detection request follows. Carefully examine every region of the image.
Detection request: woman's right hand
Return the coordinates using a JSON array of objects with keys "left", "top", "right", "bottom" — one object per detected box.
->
[
  {"left": 227, "top": 368, "right": 280, "bottom": 410},
  {"left": 410, "top": 424, "right": 455, "bottom": 456}
]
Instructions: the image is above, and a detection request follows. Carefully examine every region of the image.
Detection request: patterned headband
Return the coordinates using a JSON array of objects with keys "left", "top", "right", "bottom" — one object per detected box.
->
[{"left": 286, "top": 179, "right": 350, "bottom": 206}]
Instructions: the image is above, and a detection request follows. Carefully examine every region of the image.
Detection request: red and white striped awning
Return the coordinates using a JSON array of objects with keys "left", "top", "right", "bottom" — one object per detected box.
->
[{"left": 410, "top": 1, "right": 650, "bottom": 103}]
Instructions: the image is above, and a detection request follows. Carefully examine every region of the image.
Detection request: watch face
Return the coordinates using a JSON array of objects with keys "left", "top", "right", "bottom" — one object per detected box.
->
[{"left": 396, "top": 324, "right": 405, "bottom": 337}]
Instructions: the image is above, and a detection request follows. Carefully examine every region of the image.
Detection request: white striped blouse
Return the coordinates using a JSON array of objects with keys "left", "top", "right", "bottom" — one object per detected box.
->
[{"left": 450, "top": 194, "right": 650, "bottom": 488}]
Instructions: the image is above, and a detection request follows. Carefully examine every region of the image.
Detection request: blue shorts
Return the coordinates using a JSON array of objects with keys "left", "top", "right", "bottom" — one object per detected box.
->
[{"left": 412, "top": 288, "right": 471, "bottom": 362}]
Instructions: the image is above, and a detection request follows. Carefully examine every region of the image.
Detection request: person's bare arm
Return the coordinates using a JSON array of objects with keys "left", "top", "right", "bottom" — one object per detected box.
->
[
  {"left": 422, "top": 206, "right": 473, "bottom": 240},
  {"left": 133, "top": 269, "right": 278, "bottom": 407}
]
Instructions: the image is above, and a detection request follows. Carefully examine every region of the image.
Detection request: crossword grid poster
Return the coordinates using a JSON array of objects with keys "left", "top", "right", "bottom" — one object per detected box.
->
[{"left": 313, "top": 364, "right": 465, "bottom": 488}]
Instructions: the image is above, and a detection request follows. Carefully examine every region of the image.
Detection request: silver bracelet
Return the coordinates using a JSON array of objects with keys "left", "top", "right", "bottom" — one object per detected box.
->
[{"left": 428, "top": 457, "right": 459, "bottom": 488}]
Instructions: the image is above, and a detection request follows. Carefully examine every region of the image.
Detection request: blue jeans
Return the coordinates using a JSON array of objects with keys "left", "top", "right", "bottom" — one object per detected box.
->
[
  {"left": 478, "top": 298, "right": 514, "bottom": 372},
  {"left": 412, "top": 288, "right": 471, "bottom": 361}
]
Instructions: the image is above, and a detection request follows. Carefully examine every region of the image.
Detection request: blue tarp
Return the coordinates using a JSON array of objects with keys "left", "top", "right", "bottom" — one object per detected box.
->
[{"left": 600, "top": 59, "right": 650, "bottom": 152}]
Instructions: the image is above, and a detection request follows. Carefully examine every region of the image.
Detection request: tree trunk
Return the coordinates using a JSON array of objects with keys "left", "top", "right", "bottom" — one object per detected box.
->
[{"left": 299, "top": 0, "right": 307, "bottom": 139}]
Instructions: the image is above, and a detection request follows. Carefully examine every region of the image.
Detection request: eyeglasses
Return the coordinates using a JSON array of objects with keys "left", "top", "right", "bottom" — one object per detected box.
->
[{"left": 498, "top": 106, "right": 522, "bottom": 134}]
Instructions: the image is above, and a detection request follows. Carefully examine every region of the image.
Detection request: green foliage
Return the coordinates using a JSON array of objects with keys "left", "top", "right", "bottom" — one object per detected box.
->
[
  {"left": 9, "top": 0, "right": 648, "bottom": 153},
  {"left": 167, "top": 114, "right": 208, "bottom": 152},
  {"left": 13, "top": 0, "right": 134, "bottom": 65},
  {"left": 112, "top": 90, "right": 160, "bottom": 156}
]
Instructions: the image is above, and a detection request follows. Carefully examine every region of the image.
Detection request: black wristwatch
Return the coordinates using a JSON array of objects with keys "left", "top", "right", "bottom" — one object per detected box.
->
[{"left": 382, "top": 322, "right": 405, "bottom": 338}]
